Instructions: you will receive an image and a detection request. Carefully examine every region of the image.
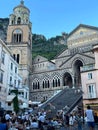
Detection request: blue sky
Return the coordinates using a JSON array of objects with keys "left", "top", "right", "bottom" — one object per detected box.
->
[{"left": 0, "top": 0, "right": 98, "bottom": 39}]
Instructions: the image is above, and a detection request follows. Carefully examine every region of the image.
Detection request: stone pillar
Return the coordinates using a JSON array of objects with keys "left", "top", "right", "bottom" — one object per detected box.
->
[{"left": 72, "top": 75, "right": 75, "bottom": 88}]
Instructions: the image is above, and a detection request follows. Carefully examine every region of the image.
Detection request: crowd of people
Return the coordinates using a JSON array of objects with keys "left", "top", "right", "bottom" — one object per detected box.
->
[{"left": 0, "top": 105, "right": 98, "bottom": 130}]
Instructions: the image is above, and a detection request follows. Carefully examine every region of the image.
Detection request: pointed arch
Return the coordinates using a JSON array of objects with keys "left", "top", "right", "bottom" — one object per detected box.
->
[
  {"left": 63, "top": 72, "right": 72, "bottom": 88},
  {"left": 55, "top": 79, "right": 58, "bottom": 87},
  {"left": 58, "top": 79, "right": 60, "bottom": 86},
  {"left": 38, "top": 82, "right": 40, "bottom": 89},
  {"left": 72, "top": 59, "right": 83, "bottom": 87},
  {"left": 43, "top": 81, "right": 45, "bottom": 88},
  {"left": 53, "top": 79, "right": 55, "bottom": 87},
  {"left": 48, "top": 80, "right": 50, "bottom": 88}
]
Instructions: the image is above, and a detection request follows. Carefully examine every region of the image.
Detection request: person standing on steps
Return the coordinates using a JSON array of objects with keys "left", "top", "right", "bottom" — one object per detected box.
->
[{"left": 85, "top": 105, "right": 95, "bottom": 130}]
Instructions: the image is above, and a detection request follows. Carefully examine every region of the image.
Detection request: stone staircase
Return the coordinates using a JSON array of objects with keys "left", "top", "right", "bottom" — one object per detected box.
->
[{"left": 40, "top": 87, "right": 83, "bottom": 114}]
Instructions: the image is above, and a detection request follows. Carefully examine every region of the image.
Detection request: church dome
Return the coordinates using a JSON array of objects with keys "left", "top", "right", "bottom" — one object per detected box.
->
[{"left": 13, "top": 0, "right": 30, "bottom": 16}]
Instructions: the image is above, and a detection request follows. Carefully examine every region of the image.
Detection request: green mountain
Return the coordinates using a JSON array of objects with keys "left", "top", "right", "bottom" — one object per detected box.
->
[{"left": 32, "top": 33, "right": 68, "bottom": 60}]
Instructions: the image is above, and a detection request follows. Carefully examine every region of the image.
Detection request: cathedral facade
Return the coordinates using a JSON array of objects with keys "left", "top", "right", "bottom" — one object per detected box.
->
[
  {"left": 5, "top": 1, "right": 98, "bottom": 103},
  {"left": 30, "top": 24, "right": 98, "bottom": 102}
]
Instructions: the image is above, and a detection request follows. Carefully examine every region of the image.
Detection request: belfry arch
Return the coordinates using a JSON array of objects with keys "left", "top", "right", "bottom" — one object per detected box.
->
[
  {"left": 63, "top": 72, "right": 72, "bottom": 88},
  {"left": 73, "top": 59, "right": 83, "bottom": 88}
]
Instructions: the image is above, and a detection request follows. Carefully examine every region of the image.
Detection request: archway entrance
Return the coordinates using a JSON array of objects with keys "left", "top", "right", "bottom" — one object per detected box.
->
[
  {"left": 63, "top": 72, "right": 72, "bottom": 88},
  {"left": 73, "top": 60, "right": 83, "bottom": 87}
]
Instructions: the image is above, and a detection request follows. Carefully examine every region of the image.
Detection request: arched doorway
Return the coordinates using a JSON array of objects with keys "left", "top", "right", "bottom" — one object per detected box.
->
[
  {"left": 73, "top": 60, "right": 83, "bottom": 87},
  {"left": 63, "top": 72, "right": 72, "bottom": 88}
]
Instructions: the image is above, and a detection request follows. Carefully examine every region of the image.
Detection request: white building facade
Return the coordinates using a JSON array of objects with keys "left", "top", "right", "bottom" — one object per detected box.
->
[
  {"left": 0, "top": 39, "right": 11, "bottom": 108},
  {"left": 0, "top": 39, "right": 29, "bottom": 111}
]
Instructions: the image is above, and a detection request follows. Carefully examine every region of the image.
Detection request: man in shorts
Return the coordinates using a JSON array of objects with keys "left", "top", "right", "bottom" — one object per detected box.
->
[{"left": 85, "top": 105, "right": 95, "bottom": 130}]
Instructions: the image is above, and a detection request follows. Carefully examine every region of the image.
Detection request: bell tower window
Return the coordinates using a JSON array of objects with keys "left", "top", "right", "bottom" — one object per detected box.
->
[
  {"left": 13, "top": 54, "right": 20, "bottom": 63},
  {"left": 13, "top": 29, "right": 22, "bottom": 43},
  {"left": 17, "top": 54, "right": 20, "bottom": 63},
  {"left": 13, "top": 54, "right": 16, "bottom": 60},
  {"left": 17, "top": 17, "right": 21, "bottom": 24},
  {"left": 12, "top": 20, "right": 14, "bottom": 25}
]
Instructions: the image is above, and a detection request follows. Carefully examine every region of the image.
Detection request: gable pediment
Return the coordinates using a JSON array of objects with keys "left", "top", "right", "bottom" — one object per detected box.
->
[
  {"left": 56, "top": 49, "right": 70, "bottom": 58},
  {"left": 60, "top": 53, "right": 95, "bottom": 68},
  {"left": 67, "top": 24, "right": 98, "bottom": 48},
  {"left": 33, "top": 55, "right": 48, "bottom": 64}
]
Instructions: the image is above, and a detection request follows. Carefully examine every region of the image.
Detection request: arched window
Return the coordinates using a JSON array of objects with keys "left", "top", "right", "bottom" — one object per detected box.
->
[
  {"left": 38, "top": 82, "right": 40, "bottom": 89},
  {"left": 58, "top": 79, "right": 60, "bottom": 86},
  {"left": 26, "top": 18, "right": 28, "bottom": 23},
  {"left": 55, "top": 79, "right": 58, "bottom": 87},
  {"left": 13, "top": 54, "right": 16, "bottom": 60},
  {"left": 35, "top": 82, "right": 37, "bottom": 89},
  {"left": 13, "top": 29, "right": 22, "bottom": 43},
  {"left": 17, "top": 17, "right": 21, "bottom": 24},
  {"left": 53, "top": 79, "right": 55, "bottom": 87},
  {"left": 43, "top": 81, "right": 45, "bottom": 88},
  {"left": 48, "top": 80, "right": 50, "bottom": 88},
  {"left": 12, "top": 20, "right": 14, "bottom": 25},
  {"left": 17, "top": 54, "right": 20, "bottom": 63},
  {"left": 45, "top": 81, "right": 47, "bottom": 88}
]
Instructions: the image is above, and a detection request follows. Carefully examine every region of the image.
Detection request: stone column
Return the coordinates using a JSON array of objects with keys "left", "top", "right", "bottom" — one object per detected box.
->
[{"left": 72, "top": 75, "right": 75, "bottom": 88}]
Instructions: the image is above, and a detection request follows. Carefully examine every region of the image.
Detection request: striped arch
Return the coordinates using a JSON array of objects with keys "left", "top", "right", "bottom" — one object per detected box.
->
[
  {"left": 72, "top": 57, "right": 84, "bottom": 87},
  {"left": 32, "top": 78, "right": 40, "bottom": 90},
  {"left": 71, "top": 57, "right": 85, "bottom": 68},
  {"left": 41, "top": 73, "right": 51, "bottom": 89},
  {"left": 52, "top": 72, "right": 61, "bottom": 88},
  {"left": 42, "top": 79, "right": 50, "bottom": 89}
]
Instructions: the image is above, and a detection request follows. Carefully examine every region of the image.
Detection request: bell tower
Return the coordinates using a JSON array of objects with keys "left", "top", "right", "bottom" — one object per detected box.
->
[{"left": 6, "top": 0, "right": 32, "bottom": 86}]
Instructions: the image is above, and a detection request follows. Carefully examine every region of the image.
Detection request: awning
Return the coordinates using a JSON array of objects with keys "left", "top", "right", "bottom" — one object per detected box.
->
[{"left": 6, "top": 95, "right": 16, "bottom": 102}]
